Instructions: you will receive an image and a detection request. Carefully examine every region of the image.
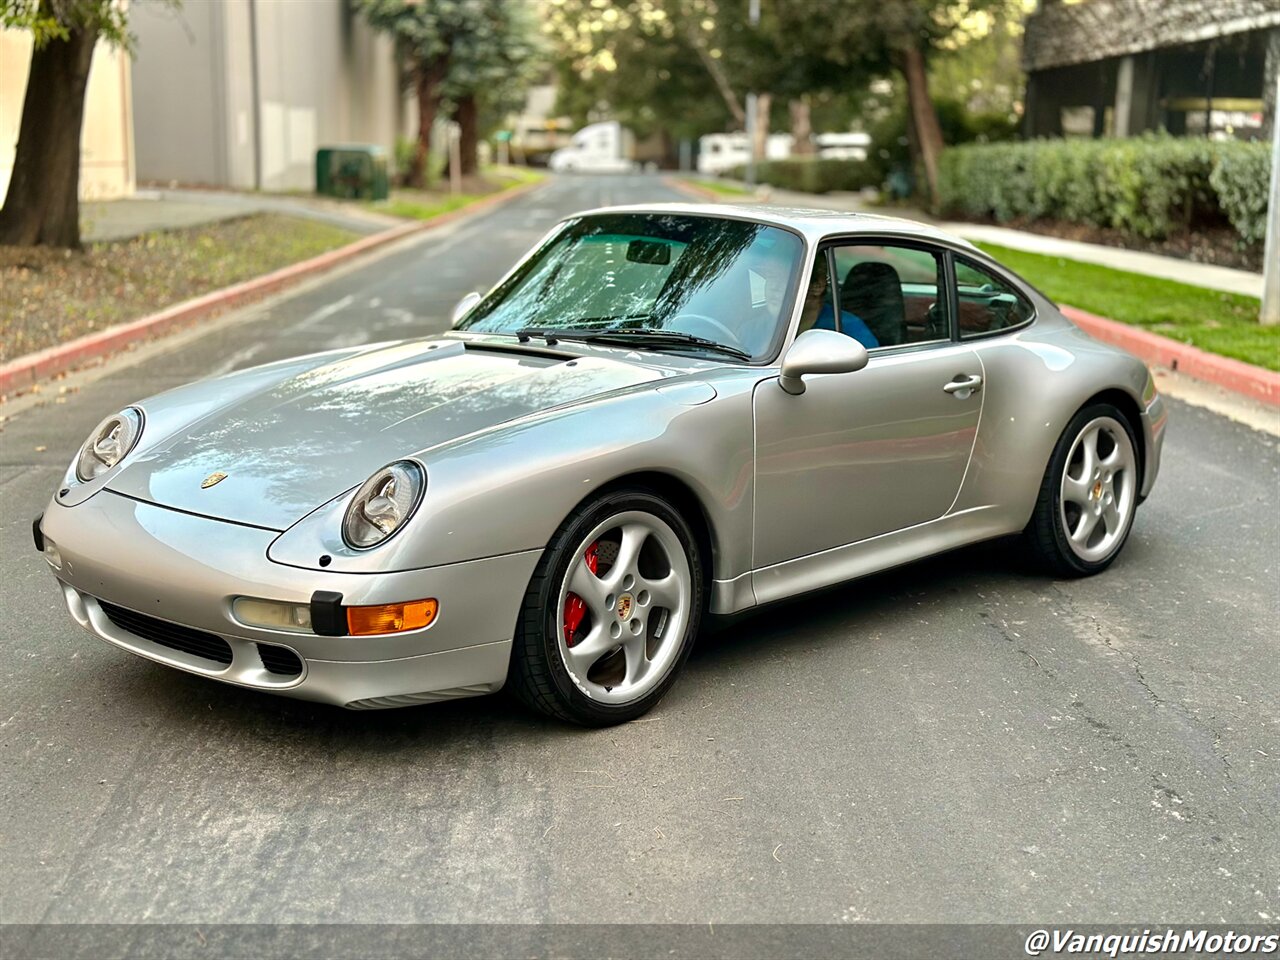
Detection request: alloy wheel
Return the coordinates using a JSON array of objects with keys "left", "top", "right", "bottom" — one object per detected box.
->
[
  {"left": 555, "top": 511, "right": 692, "bottom": 705},
  {"left": 1059, "top": 415, "right": 1137, "bottom": 563}
]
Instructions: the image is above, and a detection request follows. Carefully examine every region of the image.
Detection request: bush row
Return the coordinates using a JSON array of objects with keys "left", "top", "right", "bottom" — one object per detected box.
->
[
  {"left": 724, "top": 157, "right": 875, "bottom": 195},
  {"left": 937, "top": 135, "right": 1271, "bottom": 244}
]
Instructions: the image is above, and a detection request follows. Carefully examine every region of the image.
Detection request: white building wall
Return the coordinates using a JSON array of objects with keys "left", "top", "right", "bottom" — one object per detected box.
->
[
  {"left": 128, "top": 1, "right": 225, "bottom": 186},
  {"left": 131, "top": 0, "right": 400, "bottom": 192},
  {"left": 0, "top": 28, "right": 135, "bottom": 202}
]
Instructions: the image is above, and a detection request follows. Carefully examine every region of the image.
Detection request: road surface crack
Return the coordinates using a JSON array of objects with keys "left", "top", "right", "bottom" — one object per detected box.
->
[{"left": 1050, "top": 584, "right": 1233, "bottom": 781}]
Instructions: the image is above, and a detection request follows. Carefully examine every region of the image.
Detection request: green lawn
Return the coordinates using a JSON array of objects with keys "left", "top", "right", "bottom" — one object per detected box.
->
[
  {"left": 682, "top": 177, "right": 753, "bottom": 197},
  {"left": 368, "top": 165, "right": 544, "bottom": 222},
  {"left": 380, "top": 193, "right": 479, "bottom": 221},
  {"left": 977, "top": 243, "right": 1279, "bottom": 372}
]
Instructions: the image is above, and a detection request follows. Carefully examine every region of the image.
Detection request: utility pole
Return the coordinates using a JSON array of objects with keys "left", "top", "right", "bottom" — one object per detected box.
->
[
  {"left": 743, "top": 0, "right": 760, "bottom": 189},
  {"left": 1263, "top": 73, "right": 1280, "bottom": 326}
]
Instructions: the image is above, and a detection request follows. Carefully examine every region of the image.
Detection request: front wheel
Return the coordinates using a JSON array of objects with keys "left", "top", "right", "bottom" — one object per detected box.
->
[
  {"left": 1026, "top": 403, "right": 1140, "bottom": 577},
  {"left": 508, "top": 489, "right": 703, "bottom": 725}
]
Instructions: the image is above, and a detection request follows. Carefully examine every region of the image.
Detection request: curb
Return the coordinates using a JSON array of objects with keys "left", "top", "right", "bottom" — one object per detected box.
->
[
  {"left": 0, "top": 178, "right": 543, "bottom": 399},
  {"left": 1061, "top": 305, "right": 1280, "bottom": 407}
]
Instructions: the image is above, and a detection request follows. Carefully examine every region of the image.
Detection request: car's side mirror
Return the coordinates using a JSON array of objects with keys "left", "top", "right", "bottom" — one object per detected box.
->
[
  {"left": 451, "top": 291, "right": 482, "bottom": 326},
  {"left": 778, "top": 329, "right": 869, "bottom": 395}
]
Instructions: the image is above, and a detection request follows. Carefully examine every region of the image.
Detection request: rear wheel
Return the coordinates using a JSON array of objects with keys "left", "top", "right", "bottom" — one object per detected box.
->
[
  {"left": 508, "top": 489, "right": 703, "bottom": 726},
  {"left": 1026, "top": 403, "right": 1140, "bottom": 577}
]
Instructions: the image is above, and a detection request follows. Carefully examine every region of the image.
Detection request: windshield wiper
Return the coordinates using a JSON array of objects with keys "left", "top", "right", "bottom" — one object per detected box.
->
[{"left": 517, "top": 327, "right": 752, "bottom": 362}]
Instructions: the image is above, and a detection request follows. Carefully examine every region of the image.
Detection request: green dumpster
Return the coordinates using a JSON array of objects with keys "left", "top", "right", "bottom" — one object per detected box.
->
[{"left": 315, "top": 145, "right": 389, "bottom": 201}]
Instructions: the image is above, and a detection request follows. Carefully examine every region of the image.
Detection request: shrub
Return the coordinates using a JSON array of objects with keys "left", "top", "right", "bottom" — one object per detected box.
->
[
  {"left": 725, "top": 157, "right": 875, "bottom": 194},
  {"left": 1210, "top": 141, "right": 1273, "bottom": 245},
  {"left": 938, "top": 134, "right": 1270, "bottom": 245},
  {"left": 864, "top": 98, "right": 1018, "bottom": 190}
]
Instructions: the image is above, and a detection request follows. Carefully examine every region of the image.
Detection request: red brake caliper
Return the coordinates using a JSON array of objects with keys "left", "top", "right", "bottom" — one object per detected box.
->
[{"left": 563, "top": 542, "right": 599, "bottom": 646}]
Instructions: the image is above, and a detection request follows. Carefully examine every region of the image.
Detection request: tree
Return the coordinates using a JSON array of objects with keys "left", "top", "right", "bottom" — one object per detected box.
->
[
  {"left": 361, "top": 0, "right": 539, "bottom": 185},
  {"left": 544, "top": 0, "right": 737, "bottom": 145},
  {"left": 546, "top": 0, "right": 1024, "bottom": 198},
  {"left": 361, "top": 0, "right": 469, "bottom": 188},
  {"left": 442, "top": 0, "right": 540, "bottom": 176},
  {"left": 0, "top": 0, "right": 136, "bottom": 248},
  {"left": 830, "top": 0, "right": 1028, "bottom": 204},
  {"left": 544, "top": 0, "right": 875, "bottom": 162}
]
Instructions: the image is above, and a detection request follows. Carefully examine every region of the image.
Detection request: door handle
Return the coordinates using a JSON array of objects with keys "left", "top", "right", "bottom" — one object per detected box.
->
[{"left": 943, "top": 374, "right": 983, "bottom": 397}]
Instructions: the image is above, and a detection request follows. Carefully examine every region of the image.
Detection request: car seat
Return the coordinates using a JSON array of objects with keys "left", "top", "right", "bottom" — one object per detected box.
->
[{"left": 842, "top": 262, "right": 906, "bottom": 346}]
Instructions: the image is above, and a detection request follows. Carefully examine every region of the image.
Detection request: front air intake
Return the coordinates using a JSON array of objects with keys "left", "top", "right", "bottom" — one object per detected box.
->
[
  {"left": 256, "top": 643, "right": 303, "bottom": 677},
  {"left": 98, "top": 600, "right": 233, "bottom": 665}
]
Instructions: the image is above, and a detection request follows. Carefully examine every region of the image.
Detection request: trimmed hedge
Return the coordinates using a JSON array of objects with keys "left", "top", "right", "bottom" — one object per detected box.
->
[
  {"left": 724, "top": 157, "right": 875, "bottom": 194},
  {"left": 938, "top": 135, "right": 1271, "bottom": 244}
]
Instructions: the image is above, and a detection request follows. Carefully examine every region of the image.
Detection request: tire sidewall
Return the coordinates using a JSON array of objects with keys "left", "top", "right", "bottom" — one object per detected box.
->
[
  {"left": 531, "top": 490, "right": 703, "bottom": 725},
  {"left": 1046, "top": 403, "right": 1140, "bottom": 575}
]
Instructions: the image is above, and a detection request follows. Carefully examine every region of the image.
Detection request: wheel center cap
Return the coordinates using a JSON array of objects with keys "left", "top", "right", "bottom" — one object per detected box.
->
[
  {"left": 616, "top": 594, "right": 634, "bottom": 620},
  {"left": 1092, "top": 480, "right": 1103, "bottom": 500}
]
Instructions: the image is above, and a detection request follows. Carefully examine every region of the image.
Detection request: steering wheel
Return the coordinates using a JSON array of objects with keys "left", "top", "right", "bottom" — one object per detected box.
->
[{"left": 670, "top": 312, "right": 742, "bottom": 347}]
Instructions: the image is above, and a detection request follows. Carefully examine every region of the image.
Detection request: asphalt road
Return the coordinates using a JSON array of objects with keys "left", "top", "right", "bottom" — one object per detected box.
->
[{"left": 2, "top": 175, "right": 1277, "bottom": 933}]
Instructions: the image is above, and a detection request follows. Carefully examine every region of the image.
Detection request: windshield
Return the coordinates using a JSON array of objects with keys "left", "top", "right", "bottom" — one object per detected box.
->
[{"left": 457, "top": 213, "right": 804, "bottom": 361}]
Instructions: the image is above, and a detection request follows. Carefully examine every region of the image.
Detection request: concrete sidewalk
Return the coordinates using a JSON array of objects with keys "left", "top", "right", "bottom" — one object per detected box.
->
[
  {"left": 81, "top": 188, "right": 402, "bottom": 243},
  {"left": 715, "top": 182, "right": 1264, "bottom": 299}
]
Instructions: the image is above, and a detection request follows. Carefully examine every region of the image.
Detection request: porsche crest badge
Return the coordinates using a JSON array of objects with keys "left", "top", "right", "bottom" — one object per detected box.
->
[
  {"left": 201, "top": 471, "right": 228, "bottom": 489},
  {"left": 616, "top": 594, "right": 634, "bottom": 620}
]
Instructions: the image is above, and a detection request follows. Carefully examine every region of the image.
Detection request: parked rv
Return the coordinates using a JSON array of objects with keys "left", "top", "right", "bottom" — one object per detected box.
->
[
  {"left": 548, "top": 121, "right": 636, "bottom": 173},
  {"left": 696, "top": 132, "right": 793, "bottom": 175}
]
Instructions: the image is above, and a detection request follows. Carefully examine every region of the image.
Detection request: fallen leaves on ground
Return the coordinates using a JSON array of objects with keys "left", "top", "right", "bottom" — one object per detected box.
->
[{"left": 0, "top": 214, "right": 358, "bottom": 362}]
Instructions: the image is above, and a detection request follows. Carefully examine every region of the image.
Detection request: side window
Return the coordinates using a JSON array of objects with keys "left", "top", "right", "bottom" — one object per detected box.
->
[
  {"left": 953, "top": 256, "right": 1035, "bottom": 337},
  {"left": 831, "top": 244, "right": 948, "bottom": 349},
  {"left": 796, "top": 255, "right": 838, "bottom": 335}
]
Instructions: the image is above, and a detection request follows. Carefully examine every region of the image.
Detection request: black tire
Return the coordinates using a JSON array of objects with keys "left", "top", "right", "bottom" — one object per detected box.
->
[
  {"left": 508, "top": 488, "right": 704, "bottom": 726},
  {"left": 1025, "top": 402, "right": 1141, "bottom": 577}
]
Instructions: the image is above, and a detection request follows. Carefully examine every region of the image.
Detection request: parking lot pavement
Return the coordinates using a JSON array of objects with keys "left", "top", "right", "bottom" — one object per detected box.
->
[{"left": 1, "top": 175, "right": 1277, "bottom": 927}]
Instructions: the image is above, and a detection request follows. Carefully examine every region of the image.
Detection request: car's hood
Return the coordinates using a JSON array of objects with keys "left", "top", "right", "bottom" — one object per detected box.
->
[{"left": 108, "top": 338, "right": 673, "bottom": 529}]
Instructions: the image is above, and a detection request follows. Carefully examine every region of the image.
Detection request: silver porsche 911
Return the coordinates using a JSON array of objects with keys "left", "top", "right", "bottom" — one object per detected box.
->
[{"left": 35, "top": 204, "right": 1166, "bottom": 725}]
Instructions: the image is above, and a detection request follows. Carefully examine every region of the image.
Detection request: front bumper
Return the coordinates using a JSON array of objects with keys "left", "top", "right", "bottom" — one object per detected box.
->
[
  {"left": 39, "top": 491, "right": 541, "bottom": 709},
  {"left": 1139, "top": 389, "right": 1167, "bottom": 499}
]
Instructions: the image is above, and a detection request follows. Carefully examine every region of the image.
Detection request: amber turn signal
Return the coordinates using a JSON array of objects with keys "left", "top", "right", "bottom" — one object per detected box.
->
[{"left": 346, "top": 598, "right": 438, "bottom": 636}]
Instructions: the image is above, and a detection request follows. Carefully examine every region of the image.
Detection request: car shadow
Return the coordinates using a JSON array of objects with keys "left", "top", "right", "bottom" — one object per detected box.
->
[
  {"left": 120, "top": 536, "right": 1049, "bottom": 751},
  {"left": 692, "top": 536, "right": 1040, "bottom": 665}
]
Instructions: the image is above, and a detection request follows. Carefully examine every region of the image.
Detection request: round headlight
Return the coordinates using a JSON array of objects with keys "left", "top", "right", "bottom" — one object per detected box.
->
[
  {"left": 342, "top": 460, "right": 425, "bottom": 549},
  {"left": 75, "top": 408, "right": 143, "bottom": 482}
]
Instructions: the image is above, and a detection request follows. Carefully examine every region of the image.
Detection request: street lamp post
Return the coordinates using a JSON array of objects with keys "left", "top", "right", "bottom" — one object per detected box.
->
[
  {"left": 744, "top": 0, "right": 760, "bottom": 190},
  {"left": 1262, "top": 73, "right": 1280, "bottom": 326}
]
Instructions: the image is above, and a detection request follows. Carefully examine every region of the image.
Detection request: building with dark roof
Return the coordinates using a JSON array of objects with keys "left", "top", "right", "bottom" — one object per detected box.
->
[{"left": 1022, "top": 0, "right": 1280, "bottom": 141}]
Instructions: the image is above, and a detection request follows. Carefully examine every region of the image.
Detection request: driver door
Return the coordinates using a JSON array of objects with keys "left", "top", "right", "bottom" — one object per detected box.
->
[{"left": 751, "top": 240, "right": 983, "bottom": 570}]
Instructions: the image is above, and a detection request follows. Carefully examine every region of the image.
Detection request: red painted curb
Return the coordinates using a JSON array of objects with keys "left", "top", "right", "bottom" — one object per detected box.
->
[
  {"left": 0, "top": 178, "right": 543, "bottom": 399},
  {"left": 1061, "top": 305, "right": 1280, "bottom": 407}
]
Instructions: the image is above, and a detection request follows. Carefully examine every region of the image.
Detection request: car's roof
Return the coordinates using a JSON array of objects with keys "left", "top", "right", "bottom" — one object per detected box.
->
[{"left": 569, "top": 201, "right": 980, "bottom": 250}]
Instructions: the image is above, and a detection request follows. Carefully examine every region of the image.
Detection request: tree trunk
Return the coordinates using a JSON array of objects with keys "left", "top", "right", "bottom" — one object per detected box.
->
[
  {"left": 789, "top": 97, "right": 814, "bottom": 156},
  {"left": 409, "top": 56, "right": 448, "bottom": 189},
  {"left": 753, "top": 92, "right": 772, "bottom": 162},
  {"left": 454, "top": 93, "right": 479, "bottom": 177},
  {"left": 898, "top": 43, "right": 944, "bottom": 205},
  {"left": 0, "top": 23, "right": 99, "bottom": 248},
  {"left": 686, "top": 27, "right": 745, "bottom": 128}
]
